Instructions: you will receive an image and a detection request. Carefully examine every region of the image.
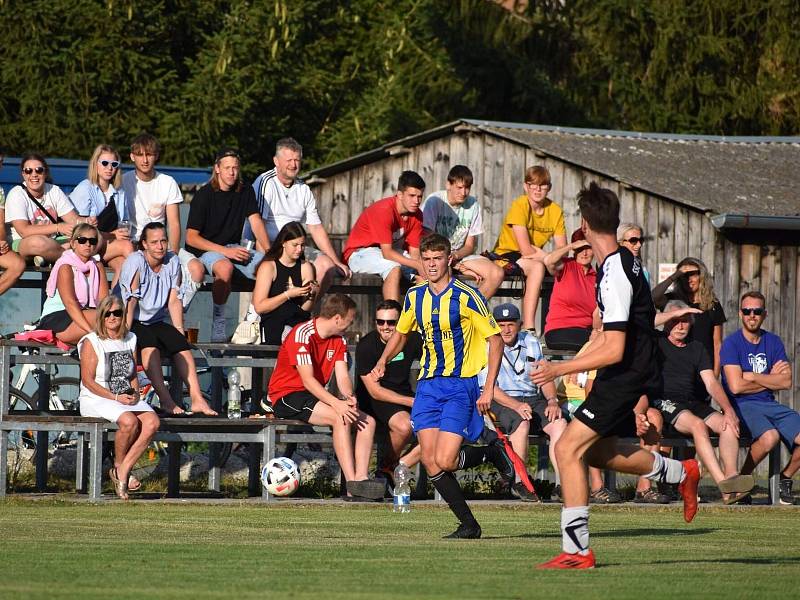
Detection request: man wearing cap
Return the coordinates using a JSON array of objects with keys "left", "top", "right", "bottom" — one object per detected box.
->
[
  {"left": 184, "top": 148, "right": 270, "bottom": 341},
  {"left": 479, "top": 302, "right": 566, "bottom": 501}
]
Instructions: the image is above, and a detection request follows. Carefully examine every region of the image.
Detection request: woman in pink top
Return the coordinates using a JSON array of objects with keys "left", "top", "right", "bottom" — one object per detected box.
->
[{"left": 542, "top": 229, "right": 597, "bottom": 351}]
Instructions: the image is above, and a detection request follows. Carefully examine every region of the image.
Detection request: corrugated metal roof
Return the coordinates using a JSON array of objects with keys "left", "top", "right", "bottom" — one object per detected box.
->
[{"left": 306, "top": 119, "right": 800, "bottom": 216}]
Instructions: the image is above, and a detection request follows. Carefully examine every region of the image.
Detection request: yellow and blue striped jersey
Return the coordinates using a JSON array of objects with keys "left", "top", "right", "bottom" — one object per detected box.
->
[{"left": 396, "top": 278, "right": 501, "bottom": 379}]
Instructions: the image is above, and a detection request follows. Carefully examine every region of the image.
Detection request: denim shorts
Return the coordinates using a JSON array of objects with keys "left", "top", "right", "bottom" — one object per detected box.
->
[
  {"left": 199, "top": 244, "right": 265, "bottom": 280},
  {"left": 736, "top": 400, "right": 800, "bottom": 448}
]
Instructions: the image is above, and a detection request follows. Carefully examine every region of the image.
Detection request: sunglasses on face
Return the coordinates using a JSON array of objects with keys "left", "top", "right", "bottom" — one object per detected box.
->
[
  {"left": 23, "top": 167, "right": 45, "bottom": 175},
  {"left": 75, "top": 236, "right": 98, "bottom": 246},
  {"left": 682, "top": 270, "right": 701, "bottom": 278},
  {"left": 623, "top": 237, "right": 643, "bottom": 245},
  {"left": 741, "top": 308, "right": 765, "bottom": 316},
  {"left": 105, "top": 309, "right": 124, "bottom": 318},
  {"left": 99, "top": 160, "right": 120, "bottom": 169},
  {"left": 375, "top": 319, "right": 398, "bottom": 326}
]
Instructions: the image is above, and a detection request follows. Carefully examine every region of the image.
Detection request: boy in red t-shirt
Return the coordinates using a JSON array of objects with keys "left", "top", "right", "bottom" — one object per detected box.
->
[
  {"left": 342, "top": 171, "right": 425, "bottom": 301},
  {"left": 268, "top": 293, "right": 383, "bottom": 500}
]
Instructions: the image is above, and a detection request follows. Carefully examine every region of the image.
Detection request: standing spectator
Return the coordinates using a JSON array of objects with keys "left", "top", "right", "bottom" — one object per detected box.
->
[
  {"left": 343, "top": 171, "right": 425, "bottom": 301},
  {"left": 184, "top": 148, "right": 271, "bottom": 341},
  {"left": 78, "top": 295, "right": 159, "bottom": 500},
  {"left": 39, "top": 224, "right": 108, "bottom": 346},
  {"left": 268, "top": 294, "right": 384, "bottom": 501},
  {"left": 248, "top": 137, "right": 350, "bottom": 296},
  {"left": 122, "top": 134, "right": 205, "bottom": 313},
  {"left": 5, "top": 153, "right": 80, "bottom": 265},
  {"left": 721, "top": 291, "right": 799, "bottom": 505},
  {"left": 653, "top": 257, "right": 725, "bottom": 376},
  {"left": 542, "top": 229, "right": 597, "bottom": 351},
  {"left": 489, "top": 166, "right": 567, "bottom": 331},
  {"left": 617, "top": 223, "right": 650, "bottom": 285},
  {"left": 422, "top": 165, "right": 504, "bottom": 298},
  {"left": 251, "top": 222, "right": 318, "bottom": 345},
  {"left": 480, "top": 303, "right": 565, "bottom": 502},
  {"left": 356, "top": 300, "right": 423, "bottom": 476},
  {"left": 118, "top": 222, "right": 217, "bottom": 416},
  {"left": 0, "top": 150, "right": 25, "bottom": 294},
  {"left": 69, "top": 144, "right": 134, "bottom": 288}
]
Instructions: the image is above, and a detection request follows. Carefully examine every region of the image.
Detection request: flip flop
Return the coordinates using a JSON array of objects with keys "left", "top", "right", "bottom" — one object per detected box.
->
[
  {"left": 154, "top": 407, "right": 189, "bottom": 418},
  {"left": 723, "top": 489, "right": 753, "bottom": 505},
  {"left": 109, "top": 467, "right": 120, "bottom": 485},
  {"left": 127, "top": 475, "right": 142, "bottom": 491}
]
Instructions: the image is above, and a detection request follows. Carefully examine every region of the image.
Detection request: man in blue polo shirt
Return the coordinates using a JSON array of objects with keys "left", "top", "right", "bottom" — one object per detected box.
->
[
  {"left": 721, "top": 291, "right": 799, "bottom": 505},
  {"left": 479, "top": 303, "right": 565, "bottom": 502}
]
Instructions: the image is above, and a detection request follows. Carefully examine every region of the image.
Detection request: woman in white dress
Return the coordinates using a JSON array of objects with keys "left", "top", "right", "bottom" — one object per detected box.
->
[{"left": 78, "top": 295, "right": 159, "bottom": 499}]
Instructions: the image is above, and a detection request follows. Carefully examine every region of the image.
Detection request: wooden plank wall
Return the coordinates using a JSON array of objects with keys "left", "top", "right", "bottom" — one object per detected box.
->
[{"left": 309, "top": 132, "right": 798, "bottom": 411}]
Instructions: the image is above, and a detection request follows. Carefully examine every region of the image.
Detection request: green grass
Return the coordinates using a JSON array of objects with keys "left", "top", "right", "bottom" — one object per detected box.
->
[{"left": 0, "top": 500, "right": 797, "bottom": 599}]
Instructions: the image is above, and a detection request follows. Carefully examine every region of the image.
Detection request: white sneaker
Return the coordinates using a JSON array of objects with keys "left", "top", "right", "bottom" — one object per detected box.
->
[{"left": 211, "top": 317, "right": 228, "bottom": 342}]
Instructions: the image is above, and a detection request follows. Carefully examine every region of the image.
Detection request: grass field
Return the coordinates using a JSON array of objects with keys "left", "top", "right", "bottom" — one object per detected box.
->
[{"left": 1, "top": 499, "right": 797, "bottom": 599}]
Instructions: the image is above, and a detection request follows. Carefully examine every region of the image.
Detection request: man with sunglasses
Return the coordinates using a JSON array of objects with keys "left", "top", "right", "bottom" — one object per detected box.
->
[
  {"left": 720, "top": 291, "right": 799, "bottom": 504},
  {"left": 356, "top": 300, "right": 423, "bottom": 478}
]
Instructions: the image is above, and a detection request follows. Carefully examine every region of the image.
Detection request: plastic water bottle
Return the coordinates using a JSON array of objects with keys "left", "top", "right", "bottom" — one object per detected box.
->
[
  {"left": 524, "top": 329, "right": 542, "bottom": 372},
  {"left": 227, "top": 369, "right": 241, "bottom": 419},
  {"left": 392, "top": 463, "right": 412, "bottom": 513}
]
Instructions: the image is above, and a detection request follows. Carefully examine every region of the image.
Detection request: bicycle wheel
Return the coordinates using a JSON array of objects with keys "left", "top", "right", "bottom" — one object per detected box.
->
[
  {"left": 31, "top": 376, "right": 81, "bottom": 412},
  {"left": 7, "top": 387, "right": 36, "bottom": 465}
]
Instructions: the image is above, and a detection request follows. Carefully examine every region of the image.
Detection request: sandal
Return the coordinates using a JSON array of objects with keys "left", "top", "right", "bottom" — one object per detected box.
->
[
  {"left": 589, "top": 487, "right": 622, "bottom": 504},
  {"left": 127, "top": 474, "right": 142, "bottom": 492},
  {"left": 109, "top": 468, "right": 129, "bottom": 500}
]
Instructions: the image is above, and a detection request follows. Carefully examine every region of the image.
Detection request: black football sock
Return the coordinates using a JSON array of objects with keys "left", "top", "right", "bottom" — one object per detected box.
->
[
  {"left": 457, "top": 445, "right": 487, "bottom": 470},
  {"left": 430, "top": 470, "right": 478, "bottom": 526}
]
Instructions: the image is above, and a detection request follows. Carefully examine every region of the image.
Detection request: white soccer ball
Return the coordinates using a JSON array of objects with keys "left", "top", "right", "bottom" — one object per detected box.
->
[{"left": 261, "top": 457, "right": 300, "bottom": 496}]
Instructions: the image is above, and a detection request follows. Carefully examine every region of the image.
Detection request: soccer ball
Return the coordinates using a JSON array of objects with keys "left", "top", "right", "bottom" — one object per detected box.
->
[{"left": 261, "top": 457, "right": 300, "bottom": 496}]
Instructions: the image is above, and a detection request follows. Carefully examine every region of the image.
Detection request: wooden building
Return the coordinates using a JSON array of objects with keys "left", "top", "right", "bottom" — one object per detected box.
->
[{"left": 304, "top": 119, "right": 800, "bottom": 410}]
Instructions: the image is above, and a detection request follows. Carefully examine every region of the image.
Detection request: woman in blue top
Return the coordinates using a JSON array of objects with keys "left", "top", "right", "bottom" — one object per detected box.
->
[{"left": 69, "top": 144, "right": 134, "bottom": 287}]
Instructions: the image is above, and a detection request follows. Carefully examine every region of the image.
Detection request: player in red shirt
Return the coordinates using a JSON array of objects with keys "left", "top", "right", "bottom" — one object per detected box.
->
[
  {"left": 342, "top": 171, "right": 425, "bottom": 301},
  {"left": 268, "top": 293, "right": 384, "bottom": 500}
]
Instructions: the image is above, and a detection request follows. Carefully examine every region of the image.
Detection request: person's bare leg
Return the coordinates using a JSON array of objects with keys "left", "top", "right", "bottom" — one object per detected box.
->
[
  {"left": 508, "top": 419, "right": 530, "bottom": 470},
  {"left": 211, "top": 259, "right": 233, "bottom": 305},
  {"left": 544, "top": 418, "right": 567, "bottom": 480},
  {"left": 588, "top": 467, "right": 605, "bottom": 492},
  {"left": 382, "top": 267, "right": 402, "bottom": 302},
  {"left": 0, "top": 251, "right": 25, "bottom": 295},
  {"left": 781, "top": 436, "right": 800, "bottom": 478},
  {"left": 740, "top": 429, "right": 780, "bottom": 475},
  {"left": 55, "top": 309, "right": 99, "bottom": 346},
  {"left": 517, "top": 258, "right": 545, "bottom": 330},
  {"left": 674, "top": 412, "right": 725, "bottom": 483},
  {"left": 18, "top": 236, "right": 64, "bottom": 263},
  {"left": 353, "top": 412, "right": 376, "bottom": 480},
  {"left": 309, "top": 402, "right": 356, "bottom": 482},
  {"left": 706, "top": 413, "right": 740, "bottom": 478},
  {"left": 172, "top": 350, "right": 217, "bottom": 415},
  {"left": 386, "top": 411, "right": 414, "bottom": 466},
  {"left": 399, "top": 444, "right": 422, "bottom": 469},
  {"left": 114, "top": 412, "right": 140, "bottom": 472},
  {"left": 141, "top": 347, "right": 183, "bottom": 413},
  {"left": 464, "top": 257, "right": 504, "bottom": 299},
  {"left": 115, "top": 412, "right": 160, "bottom": 487}
]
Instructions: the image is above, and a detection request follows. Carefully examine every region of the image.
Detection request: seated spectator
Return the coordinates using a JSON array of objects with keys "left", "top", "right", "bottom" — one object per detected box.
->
[
  {"left": 543, "top": 229, "right": 596, "bottom": 351},
  {"left": 481, "top": 303, "right": 565, "bottom": 501},
  {"left": 356, "top": 300, "right": 423, "bottom": 477},
  {"left": 651, "top": 300, "right": 754, "bottom": 502},
  {"left": 122, "top": 134, "right": 205, "bottom": 314},
  {"left": 0, "top": 149, "right": 25, "bottom": 295},
  {"left": 78, "top": 295, "right": 159, "bottom": 500},
  {"left": 653, "top": 257, "right": 726, "bottom": 376},
  {"left": 342, "top": 171, "right": 425, "bottom": 301},
  {"left": 247, "top": 137, "right": 350, "bottom": 299},
  {"left": 69, "top": 144, "right": 134, "bottom": 288},
  {"left": 422, "top": 165, "right": 504, "bottom": 298},
  {"left": 184, "top": 148, "right": 271, "bottom": 341},
  {"left": 721, "top": 291, "right": 799, "bottom": 505},
  {"left": 488, "top": 166, "right": 567, "bottom": 331},
  {"left": 39, "top": 224, "right": 109, "bottom": 346},
  {"left": 118, "top": 222, "right": 217, "bottom": 416},
  {"left": 268, "top": 294, "right": 383, "bottom": 501},
  {"left": 251, "top": 222, "right": 317, "bottom": 345},
  {"left": 617, "top": 223, "right": 650, "bottom": 285},
  {"left": 5, "top": 153, "right": 80, "bottom": 266}
]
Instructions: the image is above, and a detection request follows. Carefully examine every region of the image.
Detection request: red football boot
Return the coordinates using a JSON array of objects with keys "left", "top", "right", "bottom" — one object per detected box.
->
[
  {"left": 537, "top": 549, "right": 596, "bottom": 570},
  {"left": 678, "top": 458, "right": 700, "bottom": 523}
]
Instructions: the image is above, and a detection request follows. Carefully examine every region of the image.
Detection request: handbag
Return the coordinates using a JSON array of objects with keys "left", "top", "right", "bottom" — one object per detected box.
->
[
  {"left": 230, "top": 317, "right": 260, "bottom": 344},
  {"left": 95, "top": 199, "right": 119, "bottom": 232},
  {"left": 481, "top": 250, "right": 523, "bottom": 277}
]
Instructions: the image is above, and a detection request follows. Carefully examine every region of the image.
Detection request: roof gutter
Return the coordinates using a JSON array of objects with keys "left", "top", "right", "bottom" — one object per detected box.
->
[{"left": 710, "top": 213, "right": 800, "bottom": 230}]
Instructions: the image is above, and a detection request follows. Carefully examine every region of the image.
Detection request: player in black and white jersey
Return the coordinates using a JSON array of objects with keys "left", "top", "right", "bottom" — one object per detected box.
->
[{"left": 531, "top": 182, "right": 700, "bottom": 570}]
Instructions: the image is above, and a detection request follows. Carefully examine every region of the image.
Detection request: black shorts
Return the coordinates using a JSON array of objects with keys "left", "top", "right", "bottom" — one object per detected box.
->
[
  {"left": 543, "top": 327, "right": 591, "bottom": 352},
  {"left": 651, "top": 398, "right": 718, "bottom": 427},
  {"left": 573, "top": 379, "right": 639, "bottom": 438},
  {"left": 131, "top": 321, "right": 191, "bottom": 356},
  {"left": 369, "top": 398, "right": 410, "bottom": 426},
  {"left": 272, "top": 391, "right": 319, "bottom": 422},
  {"left": 39, "top": 309, "right": 82, "bottom": 334},
  {"left": 491, "top": 396, "right": 551, "bottom": 435}
]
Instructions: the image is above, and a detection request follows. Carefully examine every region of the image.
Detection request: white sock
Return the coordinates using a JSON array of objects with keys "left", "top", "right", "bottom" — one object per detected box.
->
[
  {"left": 213, "top": 303, "right": 226, "bottom": 321},
  {"left": 644, "top": 451, "right": 686, "bottom": 484},
  {"left": 561, "top": 506, "right": 590, "bottom": 555}
]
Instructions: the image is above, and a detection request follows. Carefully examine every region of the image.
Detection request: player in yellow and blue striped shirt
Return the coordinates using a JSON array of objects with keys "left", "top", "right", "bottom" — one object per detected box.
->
[{"left": 371, "top": 233, "right": 503, "bottom": 539}]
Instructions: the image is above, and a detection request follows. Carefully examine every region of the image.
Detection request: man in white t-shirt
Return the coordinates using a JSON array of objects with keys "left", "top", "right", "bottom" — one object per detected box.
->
[
  {"left": 122, "top": 134, "right": 205, "bottom": 311},
  {"left": 422, "top": 165, "right": 504, "bottom": 298},
  {"left": 248, "top": 138, "right": 351, "bottom": 298}
]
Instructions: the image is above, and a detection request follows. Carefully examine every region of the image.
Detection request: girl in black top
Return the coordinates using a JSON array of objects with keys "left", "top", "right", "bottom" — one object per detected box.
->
[{"left": 252, "top": 222, "right": 318, "bottom": 345}]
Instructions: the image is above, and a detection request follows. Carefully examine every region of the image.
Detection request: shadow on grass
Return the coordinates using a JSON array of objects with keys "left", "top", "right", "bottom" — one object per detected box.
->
[
  {"left": 485, "top": 528, "right": 716, "bottom": 540},
  {"left": 644, "top": 557, "right": 800, "bottom": 566}
]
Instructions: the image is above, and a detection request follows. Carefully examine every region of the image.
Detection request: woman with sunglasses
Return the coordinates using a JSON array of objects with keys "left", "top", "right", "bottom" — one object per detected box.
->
[
  {"left": 78, "top": 295, "right": 158, "bottom": 500},
  {"left": 70, "top": 144, "right": 134, "bottom": 287},
  {"left": 653, "top": 257, "right": 726, "bottom": 376},
  {"left": 617, "top": 223, "right": 651, "bottom": 285},
  {"left": 4, "top": 153, "right": 81, "bottom": 266},
  {"left": 252, "top": 222, "right": 318, "bottom": 345},
  {"left": 38, "top": 224, "right": 109, "bottom": 346}
]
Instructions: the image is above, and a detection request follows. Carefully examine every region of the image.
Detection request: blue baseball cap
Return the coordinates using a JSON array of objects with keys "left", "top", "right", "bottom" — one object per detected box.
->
[{"left": 492, "top": 303, "right": 521, "bottom": 322}]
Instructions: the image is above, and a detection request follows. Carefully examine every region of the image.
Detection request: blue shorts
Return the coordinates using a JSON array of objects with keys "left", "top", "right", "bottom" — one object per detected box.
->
[
  {"left": 200, "top": 244, "right": 264, "bottom": 280},
  {"left": 411, "top": 376, "right": 483, "bottom": 443},
  {"left": 736, "top": 401, "right": 800, "bottom": 449}
]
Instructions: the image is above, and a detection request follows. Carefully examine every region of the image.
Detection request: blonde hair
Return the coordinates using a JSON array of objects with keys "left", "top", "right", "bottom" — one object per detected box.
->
[
  {"left": 87, "top": 145, "right": 122, "bottom": 189},
  {"left": 676, "top": 257, "right": 717, "bottom": 311},
  {"left": 95, "top": 295, "right": 129, "bottom": 340},
  {"left": 70, "top": 223, "right": 100, "bottom": 243}
]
